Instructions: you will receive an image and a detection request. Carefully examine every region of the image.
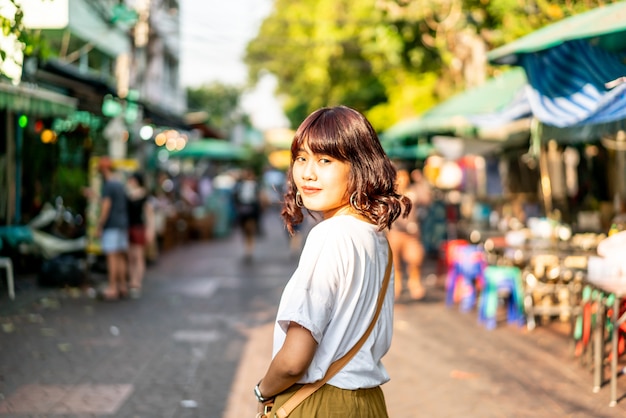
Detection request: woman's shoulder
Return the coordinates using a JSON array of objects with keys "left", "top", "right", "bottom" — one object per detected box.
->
[{"left": 309, "top": 216, "right": 377, "bottom": 244}]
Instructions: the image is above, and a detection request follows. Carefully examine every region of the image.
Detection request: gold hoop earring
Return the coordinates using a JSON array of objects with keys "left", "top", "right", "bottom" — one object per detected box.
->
[
  {"left": 295, "top": 191, "right": 304, "bottom": 208},
  {"left": 350, "top": 191, "right": 370, "bottom": 211}
]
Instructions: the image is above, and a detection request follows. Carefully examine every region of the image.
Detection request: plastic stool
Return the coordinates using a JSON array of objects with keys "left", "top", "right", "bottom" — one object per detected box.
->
[
  {"left": 446, "top": 244, "right": 485, "bottom": 312},
  {"left": 439, "top": 239, "right": 469, "bottom": 276},
  {"left": 478, "top": 265, "right": 524, "bottom": 330},
  {"left": 0, "top": 257, "right": 15, "bottom": 300}
]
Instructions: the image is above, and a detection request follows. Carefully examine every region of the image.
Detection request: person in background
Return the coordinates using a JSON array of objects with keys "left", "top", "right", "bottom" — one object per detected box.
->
[
  {"left": 254, "top": 106, "right": 411, "bottom": 417},
  {"left": 388, "top": 166, "right": 431, "bottom": 301},
  {"left": 126, "top": 172, "right": 154, "bottom": 299},
  {"left": 96, "top": 157, "right": 129, "bottom": 301},
  {"left": 198, "top": 168, "right": 214, "bottom": 207},
  {"left": 233, "top": 168, "right": 264, "bottom": 262},
  {"left": 180, "top": 175, "right": 201, "bottom": 209}
]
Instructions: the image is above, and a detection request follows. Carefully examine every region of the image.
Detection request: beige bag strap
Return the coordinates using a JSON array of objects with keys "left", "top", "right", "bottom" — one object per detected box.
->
[{"left": 274, "top": 241, "right": 393, "bottom": 418}]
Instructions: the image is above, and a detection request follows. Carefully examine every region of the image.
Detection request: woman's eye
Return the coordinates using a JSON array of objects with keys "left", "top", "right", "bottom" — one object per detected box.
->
[
  {"left": 319, "top": 158, "right": 331, "bottom": 164},
  {"left": 295, "top": 156, "right": 306, "bottom": 162}
]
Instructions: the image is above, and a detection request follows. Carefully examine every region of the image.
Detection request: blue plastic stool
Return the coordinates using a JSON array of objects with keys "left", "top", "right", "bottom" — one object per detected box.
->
[
  {"left": 446, "top": 244, "right": 485, "bottom": 312},
  {"left": 478, "top": 265, "right": 525, "bottom": 330}
]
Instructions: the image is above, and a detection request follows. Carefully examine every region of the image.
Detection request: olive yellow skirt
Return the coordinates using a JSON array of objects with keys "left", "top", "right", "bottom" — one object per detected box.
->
[{"left": 270, "top": 383, "right": 389, "bottom": 418}]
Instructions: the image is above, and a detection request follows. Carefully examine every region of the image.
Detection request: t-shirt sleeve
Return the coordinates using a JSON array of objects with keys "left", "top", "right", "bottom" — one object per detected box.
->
[
  {"left": 276, "top": 226, "right": 350, "bottom": 343},
  {"left": 101, "top": 181, "right": 113, "bottom": 200}
]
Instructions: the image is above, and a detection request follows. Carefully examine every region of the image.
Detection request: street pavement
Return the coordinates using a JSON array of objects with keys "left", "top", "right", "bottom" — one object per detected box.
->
[{"left": 0, "top": 208, "right": 625, "bottom": 417}]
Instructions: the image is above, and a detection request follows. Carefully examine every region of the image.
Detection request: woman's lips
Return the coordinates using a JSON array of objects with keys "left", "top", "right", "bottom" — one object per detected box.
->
[{"left": 301, "top": 186, "right": 320, "bottom": 195}]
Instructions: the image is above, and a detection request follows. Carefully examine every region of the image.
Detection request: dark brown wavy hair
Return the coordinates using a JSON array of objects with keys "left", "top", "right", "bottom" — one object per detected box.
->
[{"left": 281, "top": 105, "right": 411, "bottom": 235}]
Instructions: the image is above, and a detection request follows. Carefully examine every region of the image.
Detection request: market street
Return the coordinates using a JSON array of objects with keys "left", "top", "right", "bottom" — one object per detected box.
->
[{"left": 1, "top": 208, "right": 625, "bottom": 417}]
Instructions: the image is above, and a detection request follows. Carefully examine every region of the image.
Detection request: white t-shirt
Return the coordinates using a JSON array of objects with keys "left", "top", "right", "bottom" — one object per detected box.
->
[{"left": 272, "top": 215, "right": 394, "bottom": 389}]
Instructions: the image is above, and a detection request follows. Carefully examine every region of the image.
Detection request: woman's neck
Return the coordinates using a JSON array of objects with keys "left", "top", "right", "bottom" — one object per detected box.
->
[{"left": 328, "top": 204, "right": 372, "bottom": 224}]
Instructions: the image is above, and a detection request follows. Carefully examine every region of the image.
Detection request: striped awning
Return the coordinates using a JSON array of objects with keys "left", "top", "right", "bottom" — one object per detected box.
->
[{"left": 519, "top": 39, "right": 626, "bottom": 128}]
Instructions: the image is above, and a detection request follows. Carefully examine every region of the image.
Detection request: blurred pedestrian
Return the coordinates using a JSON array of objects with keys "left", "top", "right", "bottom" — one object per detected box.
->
[
  {"left": 95, "top": 157, "right": 129, "bottom": 301},
  {"left": 233, "top": 168, "right": 264, "bottom": 262},
  {"left": 262, "top": 166, "right": 286, "bottom": 207},
  {"left": 388, "top": 166, "right": 432, "bottom": 301},
  {"left": 126, "top": 172, "right": 154, "bottom": 299},
  {"left": 198, "top": 168, "right": 214, "bottom": 207},
  {"left": 180, "top": 175, "right": 201, "bottom": 209},
  {"left": 254, "top": 106, "right": 410, "bottom": 417}
]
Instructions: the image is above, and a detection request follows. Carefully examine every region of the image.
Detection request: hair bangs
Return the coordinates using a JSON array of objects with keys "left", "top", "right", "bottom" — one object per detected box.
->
[{"left": 291, "top": 108, "right": 351, "bottom": 162}]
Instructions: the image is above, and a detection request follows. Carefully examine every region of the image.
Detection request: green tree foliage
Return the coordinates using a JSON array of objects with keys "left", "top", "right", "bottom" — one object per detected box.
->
[
  {"left": 1, "top": 0, "right": 26, "bottom": 76},
  {"left": 186, "top": 82, "right": 244, "bottom": 135},
  {"left": 246, "top": 0, "right": 618, "bottom": 131},
  {"left": 0, "top": 0, "right": 49, "bottom": 80},
  {"left": 246, "top": 0, "right": 392, "bottom": 128}
]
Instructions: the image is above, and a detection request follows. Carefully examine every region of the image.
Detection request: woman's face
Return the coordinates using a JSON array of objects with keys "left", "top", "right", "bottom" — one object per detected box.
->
[
  {"left": 293, "top": 142, "right": 351, "bottom": 219},
  {"left": 127, "top": 177, "right": 138, "bottom": 190}
]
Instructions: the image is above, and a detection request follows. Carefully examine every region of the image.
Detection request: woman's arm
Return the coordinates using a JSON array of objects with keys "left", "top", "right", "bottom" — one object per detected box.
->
[
  {"left": 143, "top": 200, "right": 156, "bottom": 244},
  {"left": 257, "top": 322, "right": 318, "bottom": 400}
]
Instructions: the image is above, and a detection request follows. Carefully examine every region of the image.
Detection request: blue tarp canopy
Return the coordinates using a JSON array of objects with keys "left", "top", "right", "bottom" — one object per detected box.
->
[
  {"left": 488, "top": 3, "right": 626, "bottom": 142},
  {"left": 518, "top": 39, "right": 626, "bottom": 128}
]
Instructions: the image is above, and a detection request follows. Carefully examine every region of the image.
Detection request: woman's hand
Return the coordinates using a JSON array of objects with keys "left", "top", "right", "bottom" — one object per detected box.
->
[{"left": 256, "top": 397, "right": 274, "bottom": 416}]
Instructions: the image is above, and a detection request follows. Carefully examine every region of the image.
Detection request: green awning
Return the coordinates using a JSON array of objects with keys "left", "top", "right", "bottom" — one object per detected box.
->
[
  {"left": 383, "top": 142, "right": 435, "bottom": 161},
  {"left": 381, "top": 68, "right": 528, "bottom": 144},
  {"left": 488, "top": 2, "right": 626, "bottom": 65},
  {"left": 422, "top": 68, "right": 527, "bottom": 122},
  {"left": 380, "top": 117, "right": 428, "bottom": 144},
  {"left": 168, "top": 139, "right": 252, "bottom": 161},
  {"left": 0, "top": 82, "right": 77, "bottom": 117}
]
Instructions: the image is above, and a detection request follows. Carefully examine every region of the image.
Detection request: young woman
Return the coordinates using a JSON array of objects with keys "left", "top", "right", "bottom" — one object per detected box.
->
[
  {"left": 255, "top": 106, "right": 411, "bottom": 417},
  {"left": 126, "top": 172, "right": 154, "bottom": 299}
]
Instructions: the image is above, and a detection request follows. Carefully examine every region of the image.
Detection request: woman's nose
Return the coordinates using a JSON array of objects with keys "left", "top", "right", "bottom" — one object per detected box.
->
[{"left": 301, "top": 161, "right": 316, "bottom": 180}]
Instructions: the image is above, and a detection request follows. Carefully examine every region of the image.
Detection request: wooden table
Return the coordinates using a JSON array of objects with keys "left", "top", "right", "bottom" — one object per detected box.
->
[
  {"left": 586, "top": 276, "right": 626, "bottom": 407},
  {"left": 489, "top": 242, "right": 590, "bottom": 331}
]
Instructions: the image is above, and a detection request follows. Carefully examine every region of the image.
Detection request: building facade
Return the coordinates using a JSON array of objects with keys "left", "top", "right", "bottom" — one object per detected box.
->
[{"left": 0, "top": 0, "right": 188, "bottom": 225}]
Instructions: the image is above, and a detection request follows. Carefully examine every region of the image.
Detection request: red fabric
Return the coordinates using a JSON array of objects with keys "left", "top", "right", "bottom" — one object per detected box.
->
[{"left": 129, "top": 226, "right": 146, "bottom": 245}]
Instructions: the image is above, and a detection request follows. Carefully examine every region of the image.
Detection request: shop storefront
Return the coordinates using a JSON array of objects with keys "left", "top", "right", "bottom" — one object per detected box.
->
[{"left": 0, "top": 82, "right": 77, "bottom": 225}]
